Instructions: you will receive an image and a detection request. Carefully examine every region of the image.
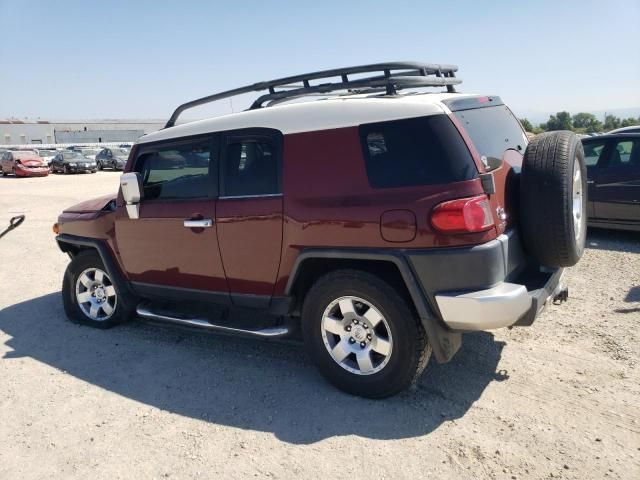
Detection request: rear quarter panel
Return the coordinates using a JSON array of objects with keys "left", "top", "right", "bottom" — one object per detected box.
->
[{"left": 275, "top": 126, "right": 496, "bottom": 294}]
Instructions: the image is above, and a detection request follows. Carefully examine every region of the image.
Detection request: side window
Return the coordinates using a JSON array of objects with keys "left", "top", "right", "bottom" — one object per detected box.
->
[
  {"left": 222, "top": 139, "right": 280, "bottom": 197},
  {"left": 608, "top": 140, "right": 638, "bottom": 167},
  {"left": 135, "top": 139, "right": 216, "bottom": 200},
  {"left": 360, "top": 115, "right": 477, "bottom": 188},
  {"left": 583, "top": 141, "right": 606, "bottom": 167}
]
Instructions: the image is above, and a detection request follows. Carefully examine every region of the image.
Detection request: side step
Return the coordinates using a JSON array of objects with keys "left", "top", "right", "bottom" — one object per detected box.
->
[{"left": 135, "top": 303, "right": 291, "bottom": 339}]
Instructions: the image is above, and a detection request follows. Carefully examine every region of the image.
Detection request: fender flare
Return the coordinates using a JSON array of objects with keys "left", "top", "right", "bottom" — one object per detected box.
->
[
  {"left": 56, "top": 234, "right": 136, "bottom": 298},
  {"left": 285, "top": 249, "right": 461, "bottom": 363}
]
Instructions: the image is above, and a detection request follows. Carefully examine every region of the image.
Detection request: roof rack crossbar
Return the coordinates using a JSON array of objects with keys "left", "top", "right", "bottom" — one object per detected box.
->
[{"left": 164, "top": 62, "right": 460, "bottom": 128}]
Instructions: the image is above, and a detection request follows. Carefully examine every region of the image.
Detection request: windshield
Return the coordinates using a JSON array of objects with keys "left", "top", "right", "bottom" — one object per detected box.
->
[
  {"left": 62, "top": 152, "right": 85, "bottom": 159},
  {"left": 38, "top": 150, "right": 56, "bottom": 157},
  {"left": 14, "top": 151, "right": 40, "bottom": 160}
]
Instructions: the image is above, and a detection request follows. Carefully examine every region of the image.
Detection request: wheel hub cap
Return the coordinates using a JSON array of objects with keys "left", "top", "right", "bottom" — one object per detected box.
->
[
  {"left": 352, "top": 324, "right": 367, "bottom": 342},
  {"left": 321, "top": 296, "right": 393, "bottom": 376}
]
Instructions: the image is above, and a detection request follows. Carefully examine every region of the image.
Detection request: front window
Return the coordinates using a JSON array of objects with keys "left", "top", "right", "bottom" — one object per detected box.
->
[{"left": 136, "top": 140, "right": 216, "bottom": 200}]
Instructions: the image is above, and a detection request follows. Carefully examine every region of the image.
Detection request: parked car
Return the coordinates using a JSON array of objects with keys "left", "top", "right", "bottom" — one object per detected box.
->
[
  {"left": 51, "top": 151, "right": 97, "bottom": 174},
  {"left": 582, "top": 133, "right": 640, "bottom": 231},
  {"left": 1, "top": 150, "right": 50, "bottom": 177},
  {"left": 54, "top": 62, "right": 583, "bottom": 398},
  {"left": 77, "top": 147, "right": 102, "bottom": 163},
  {"left": 95, "top": 147, "right": 129, "bottom": 170},
  {"left": 607, "top": 125, "right": 640, "bottom": 134},
  {"left": 35, "top": 149, "right": 58, "bottom": 166}
]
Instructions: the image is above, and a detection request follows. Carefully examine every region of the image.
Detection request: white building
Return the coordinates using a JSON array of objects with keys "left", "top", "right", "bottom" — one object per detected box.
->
[{"left": 0, "top": 119, "right": 165, "bottom": 145}]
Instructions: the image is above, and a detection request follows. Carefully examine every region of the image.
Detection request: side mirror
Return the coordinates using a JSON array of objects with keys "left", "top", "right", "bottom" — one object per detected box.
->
[{"left": 120, "top": 172, "right": 143, "bottom": 219}]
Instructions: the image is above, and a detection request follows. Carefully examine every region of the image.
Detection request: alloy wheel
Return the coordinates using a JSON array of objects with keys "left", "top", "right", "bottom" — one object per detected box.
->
[
  {"left": 75, "top": 267, "right": 117, "bottom": 321},
  {"left": 321, "top": 296, "right": 393, "bottom": 375}
]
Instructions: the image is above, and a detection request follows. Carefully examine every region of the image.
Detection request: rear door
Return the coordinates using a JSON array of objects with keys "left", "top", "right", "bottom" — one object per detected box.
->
[
  {"left": 583, "top": 138, "right": 608, "bottom": 219},
  {"left": 592, "top": 137, "right": 640, "bottom": 225},
  {"left": 115, "top": 135, "right": 228, "bottom": 299},
  {"left": 216, "top": 129, "right": 284, "bottom": 308}
]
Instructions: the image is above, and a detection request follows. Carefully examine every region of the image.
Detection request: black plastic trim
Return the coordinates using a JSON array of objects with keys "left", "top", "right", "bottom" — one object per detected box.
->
[
  {"left": 131, "top": 282, "right": 232, "bottom": 305},
  {"left": 285, "top": 249, "right": 462, "bottom": 363},
  {"left": 513, "top": 268, "right": 564, "bottom": 326},
  {"left": 55, "top": 234, "right": 135, "bottom": 298},
  {"left": 131, "top": 282, "right": 292, "bottom": 315}
]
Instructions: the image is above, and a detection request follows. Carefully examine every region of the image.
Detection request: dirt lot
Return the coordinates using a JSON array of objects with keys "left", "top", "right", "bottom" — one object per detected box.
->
[{"left": 1, "top": 172, "right": 639, "bottom": 479}]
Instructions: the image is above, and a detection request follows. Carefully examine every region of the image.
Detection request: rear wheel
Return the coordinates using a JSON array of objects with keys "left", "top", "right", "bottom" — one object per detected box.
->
[
  {"left": 63, "top": 250, "right": 134, "bottom": 328},
  {"left": 520, "top": 130, "right": 587, "bottom": 267},
  {"left": 64, "top": 165, "right": 71, "bottom": 174},
  {"left": 302, "top": 270, "right": 431, "bottom": 398}
]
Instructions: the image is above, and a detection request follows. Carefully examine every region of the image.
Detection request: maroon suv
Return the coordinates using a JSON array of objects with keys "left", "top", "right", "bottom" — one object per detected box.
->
[{"left": 54, "top": 63, "right": 585, "bottom": 397}]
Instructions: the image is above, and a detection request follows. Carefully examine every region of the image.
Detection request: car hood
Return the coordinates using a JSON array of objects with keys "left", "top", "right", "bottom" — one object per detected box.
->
[
  {"left": 63, "top": 193, "right": 117, "bottom": 213},
  {"left": 18, "top": 159, "right": 46, "bottom": 167}
]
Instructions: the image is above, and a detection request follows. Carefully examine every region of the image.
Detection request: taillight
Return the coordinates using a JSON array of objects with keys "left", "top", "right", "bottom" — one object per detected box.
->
[{"left": 431, "top": 195, "right": 494, "bottom": 233}]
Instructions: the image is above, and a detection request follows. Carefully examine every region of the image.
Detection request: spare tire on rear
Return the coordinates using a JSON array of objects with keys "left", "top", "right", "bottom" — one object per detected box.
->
[{"left": 519, "top": 130, "right": 587, "bottom": 267}]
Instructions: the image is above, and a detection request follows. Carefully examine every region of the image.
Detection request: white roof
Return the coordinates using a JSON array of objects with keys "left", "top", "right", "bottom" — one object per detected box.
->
[{"left": 137, "top": 92, "right": 480, "bottom": 145}]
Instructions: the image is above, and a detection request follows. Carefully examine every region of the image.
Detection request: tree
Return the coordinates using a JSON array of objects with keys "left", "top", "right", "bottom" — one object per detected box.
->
[
  {"left": 572, "top": 112, "right": 602, "bottom": 133},
  {"left": 620, "top": 117, "right": 639, "bottom": 128},
  {"left": 519, "top": 118, "right": 533, "bottom": 132},
  {"left": 545, "top": 111, "right": 573, "bottom": 131},
  {"left": 585, "top": 120, "right": 603, "bottom": 134},
  {"left": 603, "top": 114, "right": 621, "bottom": 131},
  {"left": 572, "top": 112, "right": 597, "bottom": 129}
]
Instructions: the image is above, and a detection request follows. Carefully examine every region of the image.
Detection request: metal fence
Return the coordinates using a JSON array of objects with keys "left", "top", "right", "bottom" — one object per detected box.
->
[{"left": 1, "top": 142, "right": 132, "bottom": 150}]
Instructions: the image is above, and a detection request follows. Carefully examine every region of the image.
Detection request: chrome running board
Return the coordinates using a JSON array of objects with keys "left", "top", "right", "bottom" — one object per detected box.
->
[{"left": 136, "top": 304, "right": 290, "bottom": 338}]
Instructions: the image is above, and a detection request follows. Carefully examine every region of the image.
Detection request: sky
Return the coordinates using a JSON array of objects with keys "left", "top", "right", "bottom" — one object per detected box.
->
[{"left": 0, "top": 0, "right": 639, "bottom": 124}]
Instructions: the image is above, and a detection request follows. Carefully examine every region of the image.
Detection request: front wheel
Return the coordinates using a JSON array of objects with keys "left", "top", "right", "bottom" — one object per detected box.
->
[
  {"left": 301, "top": 270, "right": 431, "bottom": 398},
  {"left": 62, "top": 250, "right": 135, "bottom": 328}
]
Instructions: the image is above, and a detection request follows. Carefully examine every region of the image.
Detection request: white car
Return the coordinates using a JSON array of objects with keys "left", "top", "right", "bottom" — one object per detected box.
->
[
  {"left": 35, "top": 149, "right": 58, "bottom": 166},
  {"left": 608, "top": 125, "right": 640, "bottom": 134}
]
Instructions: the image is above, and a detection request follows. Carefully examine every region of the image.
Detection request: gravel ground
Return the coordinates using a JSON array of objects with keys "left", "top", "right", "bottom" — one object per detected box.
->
[{"left": 1, "top": 173, "right": 639, "bottom": 480}]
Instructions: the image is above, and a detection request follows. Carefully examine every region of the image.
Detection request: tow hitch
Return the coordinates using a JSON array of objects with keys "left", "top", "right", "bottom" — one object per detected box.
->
[{"left": 553, "top": 287, "right": 569, "bottom": 305}]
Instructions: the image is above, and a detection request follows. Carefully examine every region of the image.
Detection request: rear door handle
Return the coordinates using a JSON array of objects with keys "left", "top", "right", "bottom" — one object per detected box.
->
[
  {"left": 587, "top": 180, "right": 595, "bottom": 184},
  {"left": 183, "top": 219, "right": 213, "bottom": 228}
]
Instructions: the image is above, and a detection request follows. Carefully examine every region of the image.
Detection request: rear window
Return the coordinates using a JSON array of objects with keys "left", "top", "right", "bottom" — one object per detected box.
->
[
  {"left": 359, "top": 115, "right": 477, "bottom": 189},
  {"left": 453, "top": 105, "right": 528, "bottom": 162}
]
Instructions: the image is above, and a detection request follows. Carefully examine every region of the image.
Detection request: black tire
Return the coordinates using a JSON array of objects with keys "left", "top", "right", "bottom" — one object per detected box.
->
[
  {"left": 520, "top": 131, "right": 587, "bottom": 267},
  {"left": 301, "top": 269, "right": 431, "bottom": 398},
  {"left": 62, "top": 250, "right": 135, "bottom": 329},
  {"left": 97, "top": 161, "right": 103, "bottom": 171},
  {"left": 64, "top": 165, "right": 70, "bottom": 174}
]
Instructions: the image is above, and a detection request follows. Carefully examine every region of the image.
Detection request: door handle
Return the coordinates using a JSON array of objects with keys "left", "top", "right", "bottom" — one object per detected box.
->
[
  {"left": 183, "top": 218, "right": 213, "bottom": 228},
  {"left": 586, "top": 180, "right": 595, "bottom": 184}
]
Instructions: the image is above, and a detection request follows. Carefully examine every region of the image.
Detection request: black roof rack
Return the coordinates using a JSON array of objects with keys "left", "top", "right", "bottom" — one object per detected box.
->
[{"left": 164, "top": 62, "right": 461, "bottom": 128}]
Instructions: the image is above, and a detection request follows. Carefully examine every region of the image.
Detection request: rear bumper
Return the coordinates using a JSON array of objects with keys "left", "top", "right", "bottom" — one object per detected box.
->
[
  {"left": 435, "top": 268, "right": 565, "bottom": 330},
  {"left": 405, "top": 229, "right": 567, "bottom": 332}
]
